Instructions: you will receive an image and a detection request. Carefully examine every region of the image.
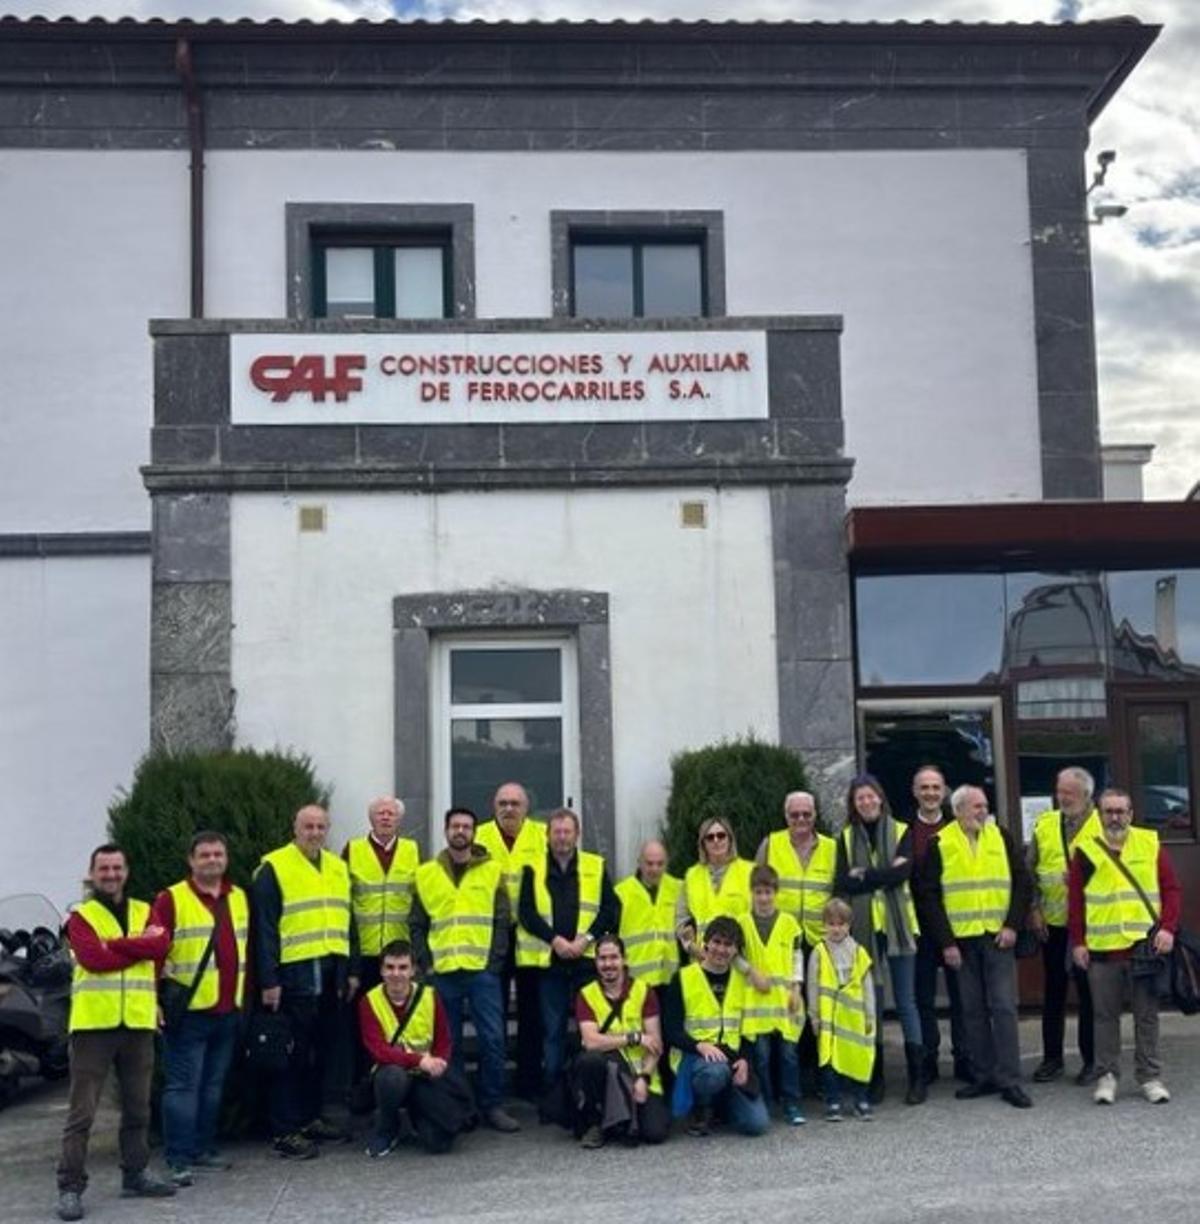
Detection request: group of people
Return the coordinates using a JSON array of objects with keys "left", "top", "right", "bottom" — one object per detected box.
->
[{"left": 55, "top": 767, "right": 1181, "bottom": 1221}]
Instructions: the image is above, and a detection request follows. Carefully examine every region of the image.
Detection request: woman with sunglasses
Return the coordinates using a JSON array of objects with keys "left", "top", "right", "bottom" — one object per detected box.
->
[
  {"left": 834, "top": 774, "right": 926, "bottom": 1106},
  {"left": 676, "top": 817, "right": 753, "bottom": 961}
]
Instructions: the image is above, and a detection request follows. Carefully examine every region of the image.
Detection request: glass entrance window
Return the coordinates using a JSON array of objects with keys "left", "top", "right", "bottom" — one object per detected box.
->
[{"left": 1128, "top": 703, "right": 1194, "bottom": 839}]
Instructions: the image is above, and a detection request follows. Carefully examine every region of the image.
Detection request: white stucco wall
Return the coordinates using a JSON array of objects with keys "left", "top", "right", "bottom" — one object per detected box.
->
[
  {"left": 230, "top": 487, "right": 779, "bottom": 872},
  {"left": 0, "top": 151, "right": 188, "bottom": 531},
  {"left": 0, "top": 555, "right": 150, "bottom": 911},
  {"left": 207, "top": 148, "right": 1041, "bottom": 505}
]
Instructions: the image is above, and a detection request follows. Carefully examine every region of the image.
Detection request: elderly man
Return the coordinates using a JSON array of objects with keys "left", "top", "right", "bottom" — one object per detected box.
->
[
  {"left": 475, "top": 781, "right": 547, "bottom": 1099},
  {"left": 615, "top": 840, "right": 682, "bottom": 989},
  {"left": 756, "top": 791, "right": 837, "bottom": 950},
  {"left": 411, "top": 806, "right": 520, "bottom": 1133},
  {"left": 1070, "top": 788, "right": 1180, "bottom": 1105},
  {"left": 518, "top": 807, "right": 617, "bottom": 1106},
  {"left": 152, "top": 831, "right": 248, "bottom": 1186},
  {"left": 253, "top": 805, "right": 354, "bottom": 1159},
  {"left": 916, "top": 785, "right": 1033, "bottom": 1109},
  {"left": 1028, "top": 766, "right": 1102, "bottom": 1085},
  {"left": 56, "top": 845, "right": 173, "bottom": 1222}
]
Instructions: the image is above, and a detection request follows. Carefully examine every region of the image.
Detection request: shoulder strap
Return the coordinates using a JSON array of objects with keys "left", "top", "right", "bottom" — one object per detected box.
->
[
  {"left": 184, "top": 894, "right": 226, "bottom": 1006},
  {"left": 1092, "top": 836, "right": 1159, "bottom": 924},
  {"left": 389, "top": 983, "right": 427, "bottom": 1046},
  {"left": 1059, "top": 814, "right": 1071, "bottom": 867},
  {"left": 597, "top": 990, "right": 625, "bottom": 1035}
]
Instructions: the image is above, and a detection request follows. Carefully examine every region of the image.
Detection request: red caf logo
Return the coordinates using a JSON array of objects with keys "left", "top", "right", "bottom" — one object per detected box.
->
[{"left": 250, "top": 354, "right": 367, "bottom": 402}]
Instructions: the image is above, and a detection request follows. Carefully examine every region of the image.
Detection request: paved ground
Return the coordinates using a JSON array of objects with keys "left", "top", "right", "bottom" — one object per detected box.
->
[{"left": 3, "top": 1016, "right": 1198, "bottom": 1224}]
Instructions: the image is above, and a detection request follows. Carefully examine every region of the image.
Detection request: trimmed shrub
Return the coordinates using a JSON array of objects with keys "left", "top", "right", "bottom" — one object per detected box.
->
[
  {"left": 662, "top": 736, "right": 814, "bottom": 874},
  {"left": 107, "top": 748, "right": 331, "bottom": 900}
]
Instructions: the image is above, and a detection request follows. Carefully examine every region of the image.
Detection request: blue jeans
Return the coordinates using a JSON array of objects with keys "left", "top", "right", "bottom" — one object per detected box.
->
[
  {"left": 161, "top": 1011, "right": 240, "bottom": 1166},
  {"left": 431, "top": 970, "right": 506, "bottom": 1112},
  {"left": 875, "top": 939, "right": 923, "bottom": 1047},
  {"left": 752, "top": 1033, "right": 800, "bottom": 1107},
  {"left": 686, "top": 1055, "right": 770, "bottom": 1136},
  {"left": 820, "top": 1065, "right": 868, "bottom": 1109}
]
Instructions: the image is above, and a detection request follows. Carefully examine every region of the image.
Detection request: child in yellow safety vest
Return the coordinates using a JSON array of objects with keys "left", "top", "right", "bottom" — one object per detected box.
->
[
  {"left": 738, "top": 864, "right": 806, "bottom": 1126},
  {"left": 807, "top": 897, "right": 877, "bottom": 1121}
]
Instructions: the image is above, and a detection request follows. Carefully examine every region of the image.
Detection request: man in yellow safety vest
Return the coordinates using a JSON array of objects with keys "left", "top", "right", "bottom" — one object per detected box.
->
[{"left": 615, "top": 839, "right": 681, "bottom": 990}]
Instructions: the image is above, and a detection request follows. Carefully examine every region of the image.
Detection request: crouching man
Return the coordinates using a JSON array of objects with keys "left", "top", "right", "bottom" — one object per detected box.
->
[
  {"left": 358, "top": 941, "right": 472, "bottom": 1157},
  {"left": 570, "top": 934, "right": 670, "bottom": 1149}
]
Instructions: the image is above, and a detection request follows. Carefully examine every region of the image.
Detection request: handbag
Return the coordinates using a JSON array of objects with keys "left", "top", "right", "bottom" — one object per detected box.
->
[
  {"left": 1093, "top": 838, "right": 1170, "bottom": 993},
  {"left": 159, "top": 896, "right": 225, "bottom": 1031}
]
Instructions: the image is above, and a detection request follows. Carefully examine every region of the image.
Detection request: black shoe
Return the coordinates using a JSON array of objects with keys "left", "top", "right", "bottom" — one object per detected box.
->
[
  {"left": 303, "top": 1117, "right": 350, "bottom": 1144},
  {"left": 904, "top": 1042, "right": 928, "bottom": 1105},
  {"left": 1032, "top": 1059, "right": 1064, "bottom": 1083},
  {"left": 955, "top": 1081, "right": 999, "bottom": 1100},
  {"left": 56, "top": 1191, "right": 84, "bottom": 1222},
  {"left": 921, "top": 1053, "right": 940, "bottom": 1086},
  {"left": 687, "top": 1105, "right": 713, "bottom": 1137},
  {"left": 273, "top": 1132, "right": 319, "bottom": 1160},
  {"left": 953, "top": 1058, "right": 975, "bottom": 1084},
  {"left": 1075, "top": 1064, "right": 1100, "bottom": 1087},
  {"left": 1001, "top": 1085, "right": 1033, "bottom": 1109},
  {"left": 120, "top": 1171, "right": 175, "bottom": 1199}
]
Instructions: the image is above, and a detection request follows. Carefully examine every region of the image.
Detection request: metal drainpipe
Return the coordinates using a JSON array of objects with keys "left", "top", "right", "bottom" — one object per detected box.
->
[{"left": 174, "top": 37, "right": 205, "bottom": 318}]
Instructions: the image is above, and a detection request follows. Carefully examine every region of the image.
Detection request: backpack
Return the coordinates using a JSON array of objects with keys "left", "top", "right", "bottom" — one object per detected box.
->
[{"left": 1169, "top": 927, "right": 1200, "bottom": 1016}]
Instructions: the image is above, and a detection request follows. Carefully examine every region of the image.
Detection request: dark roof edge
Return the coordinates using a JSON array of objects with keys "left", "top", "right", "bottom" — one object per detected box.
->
[{"left": 1085, "top": 21, "right": 1160, "bottom": 121}]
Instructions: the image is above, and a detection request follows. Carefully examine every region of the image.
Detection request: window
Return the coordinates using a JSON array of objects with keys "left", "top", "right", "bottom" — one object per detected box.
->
[
  {"left": 1124, "top": 699, "right": 1198, "bottom": 840},
  {"left": 432, "top": 637, "right": 580, "bottom": 822},
  {"left": 550, "top": 210, "right": 725, "bottom": 319},
  {"left": 312, "top": 232, "right": 450, "bottom": 320}
]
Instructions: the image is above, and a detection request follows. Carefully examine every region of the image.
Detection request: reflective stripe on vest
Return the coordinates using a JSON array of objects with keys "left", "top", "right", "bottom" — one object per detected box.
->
[
  {"left": 1032, "top": 809, "right": 1101, "bottom": 927},
  {"left": 738, "top": 910, "right": 804, "bottom": 1040},
  {"left": 347, "top": 837, "right": 420, "bottom": 955},
  {"left": 517, "top": 850, "right": 606, "bottom": 969},
  {"left": 936, "top": 820, "right": 1012, "bottom": 938},
  {"left": 365, "top": 982, "right": 435, "bottom": 1059},
  {"left": 578, "top": 978, "right": 663, "bottom": 1095},
  {"left": 1079, "top": 828, "right": 1161, "bottom": 952},
  {"left": 69, "top": 899, "right": 157, "bottom": 1032},
  {"left": 683, "top": 858, "right": 753, "bottom": 936},
  {"left": 670, "top": 962, "right": 746, "bottom": 1073},
  {"left": 615, "top": 873, "right": 682, "bottom": 987},
  {"left": 815, "top": 941, "right": 875, "bottom": 1083},
  {"left": 474, "top": 819, "right": 548, "bottom": 911},
  {"left": 260, "top": 844, "right": 351, "bottom": 963},
  {"left": 765, "top": 830, "right": 836, "bottom": 947},
  {"left": 415, "top": 857, "right": 503, "bottom": 974},
  {"left": 162, "top": 882, "right": 248, "bottom": 1010}
]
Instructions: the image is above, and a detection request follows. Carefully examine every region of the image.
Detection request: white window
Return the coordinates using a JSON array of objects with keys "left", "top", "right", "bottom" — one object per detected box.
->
[{"left": 432, "top": 636, "right": 580, "bottom": 822}]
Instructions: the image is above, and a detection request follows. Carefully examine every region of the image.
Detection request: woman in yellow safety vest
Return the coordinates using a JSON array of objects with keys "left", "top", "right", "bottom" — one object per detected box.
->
[{"left": 677, "top": 817, "right": 754, "bottom": 959}]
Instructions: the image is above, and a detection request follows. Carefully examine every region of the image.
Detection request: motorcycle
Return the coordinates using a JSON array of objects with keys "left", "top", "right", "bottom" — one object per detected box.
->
[{"left": 0, "top": 893, "right": 71, "bottom": 1107}]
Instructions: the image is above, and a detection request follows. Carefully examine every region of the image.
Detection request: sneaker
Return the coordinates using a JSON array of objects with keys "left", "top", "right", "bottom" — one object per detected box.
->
[
  {"left": 191, "top": 1151, "right": 233, "bottom": 1171},
  {"left": 364, "top": 1131, "right": 398, "bottom": 1159},
  {"left": 1142, "top": 1079, "right": 1171, "bottom": 1105},
  {"left": 784, "top": 1103, "right": 806, "bottom": 1127},
  {"left": 120, "top": 1171, "right": 176, "bottom": 1199},
  {"left": 273, "top": 1132, "right": 320, "bottom": 1160},
  {"left": 56, "top": 1191, "right": 84, "bottom": 1222},
  {"left": 483, "top": 1106, "right": 521, "bottom": 1133},
  {"left": 303, "top": 1117, "right": 350, "bottom": 1144},
  {"left": 1093, "top": 1072, "right": 1118, "bottom": 1105},
  {"left": 167, "top": 1165, "right": 193, "bottom": 1189},
  {"left": 579, "top": 1124, "right": 605, "bottom": 1150},
  {"left": 853, "top": 1100, "right": 874, "bottom": 1121},
  {"left": 823, "top": 1102, "right": 843, "bottom": 1123}
]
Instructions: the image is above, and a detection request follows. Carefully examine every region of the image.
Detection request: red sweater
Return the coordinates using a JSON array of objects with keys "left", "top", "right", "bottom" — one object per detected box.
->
[
  {"left": 66, "top": 897, "right": 169, "bottom": 973},
  {"left": 152, "top": 880, "right": 242, "bottom": 1014},
  {"left": 1068, "top": 847, "right": 1181, "bottom": 958},
  {"left": 358, "top": 988, "right": 452, "bottom": 1070}
]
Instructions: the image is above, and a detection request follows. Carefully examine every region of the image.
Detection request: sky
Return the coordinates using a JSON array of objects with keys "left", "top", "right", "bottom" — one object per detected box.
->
[{"left": 6, "top": 0, "right": 1197, "bottom": 500}]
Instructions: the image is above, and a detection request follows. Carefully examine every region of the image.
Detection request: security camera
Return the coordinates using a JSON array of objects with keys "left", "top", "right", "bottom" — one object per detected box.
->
[
  {"left": 1098, "top": 149, "right": 1117, "bottom": 167},
  {"left": 1091, "top": 203, "right": 1128, "bottom": 223}
]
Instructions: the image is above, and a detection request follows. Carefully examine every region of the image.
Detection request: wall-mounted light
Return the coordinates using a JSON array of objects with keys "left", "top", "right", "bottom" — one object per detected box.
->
[{"left": 1090, "top": 203, "right": 1129, "bottom": 226}]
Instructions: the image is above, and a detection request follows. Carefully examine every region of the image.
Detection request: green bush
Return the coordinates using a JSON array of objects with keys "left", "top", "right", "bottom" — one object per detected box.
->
[
  {"left": 662, "top": 736, "right": 814, "bottom": 874},
  {"left": 107, "top": 748, "right": 331, "bottom": 901}
]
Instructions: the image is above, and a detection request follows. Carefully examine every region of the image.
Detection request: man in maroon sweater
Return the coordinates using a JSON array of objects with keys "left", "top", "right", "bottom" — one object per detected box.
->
[{"left": 358, "top": 941, "right": 466, "bottom": 1157}]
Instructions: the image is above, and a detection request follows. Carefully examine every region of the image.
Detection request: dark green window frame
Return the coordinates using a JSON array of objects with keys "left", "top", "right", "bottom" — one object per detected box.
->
[
  {"left": 311, "top": 230, "right": 453, "bottom": 319},
  {"left": 569, "top": 232, "right": 708, "bottom": 318}
]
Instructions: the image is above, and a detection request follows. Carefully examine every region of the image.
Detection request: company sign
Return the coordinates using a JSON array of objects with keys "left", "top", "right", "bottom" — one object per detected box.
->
[{"left": 231, "top": 331, "right": 768, "bottom": 425}]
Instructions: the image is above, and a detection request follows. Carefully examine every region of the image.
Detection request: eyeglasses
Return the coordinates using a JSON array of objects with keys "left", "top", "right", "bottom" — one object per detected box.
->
[
  {"left": 786, "top": 809, "right": 814, "bottom": 820},
  {"left": 704, "top": 830, "right": 729, "bottom": 843}
]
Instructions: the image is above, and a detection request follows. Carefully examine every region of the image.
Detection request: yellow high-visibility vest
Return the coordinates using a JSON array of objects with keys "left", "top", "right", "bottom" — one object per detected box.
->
[
  {"left": 365, "top": 981, "right": 435, "bottom": 1060},
  {"left": 738, "top": 910, "right": 804, "bottom": 1040},
  {"left": 840, "top": 819, "right": 920, "bottom": 939},
  {"left": 475, "top": 818, "right": 547, "bottom": 911},
  {"left": 1079, "top": 827, "right": 1161, "bottom": 952},
  {"left": 415, "top": 856, "right": 503, "bottom": 973},
  {"left": 815, "top": 940, "right": 875, "bottom": 1083},
  {"left": 578, "top": 978, "right": 663, "bottom": 1095},
  {"left": 517, "top": 851, "right": 606, "bottom": 968},
  {"left": 346, "top": 836, "right": 420, "bottom": 954},
  {"left": 764, "top": 829, "right": 837, "bottom": 946},
  {"left": 162, "top": 882, "right": 249, "bottom": 1010},
  {"left": 670, "top": 961, "right": 746, "bottom": 1072},
  {"left": 259, "top": 843, "right": 351, "bottom": 964},
  {"left": 683, "top": 858, "right": 753, "bottom": 936},
  {"left": 615, "top": 873, "right": 682, "bottom": 987},
  {"left": 69, "top": 898, "right": 157, "bottom": 1032},
  {"left": 1032, "top": 808, "right": 1101, "bottom": 927},
  {"left": 937, "top": 820, "right": 1012, "bottom": 939}
]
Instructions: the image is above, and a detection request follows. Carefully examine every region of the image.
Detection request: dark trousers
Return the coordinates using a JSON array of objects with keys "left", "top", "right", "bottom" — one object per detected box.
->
[
  {"left": 269, "top": 979, "right": 344, "bottom": 1138},
  {"left": 571, "top": 1050, "right": 670, "bottom": 1144},
  {"left": 538, "top": 961, "right": 595, "bottom": 1092},
  {"left": 161, "top": 1011, "right": 240, "bottom": 1166},
  {"left": 956, "top": 936, "right": 1021, "bottom": 1090},
  {"left": 501, "top": 943, "right": 543, "bottom": 1098},
  {"left": 1041, "top": 924, "right": 1095, "bottom": 1066},
  {"left": 915, "top": 932, "right": 966, "bottom": 1064},
  {"left": 373, "top": 1065, "right": 459, "bottom": 1154},
  {"left": 57, "top": 1029, "right": 156, "bottom": 1193}
]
